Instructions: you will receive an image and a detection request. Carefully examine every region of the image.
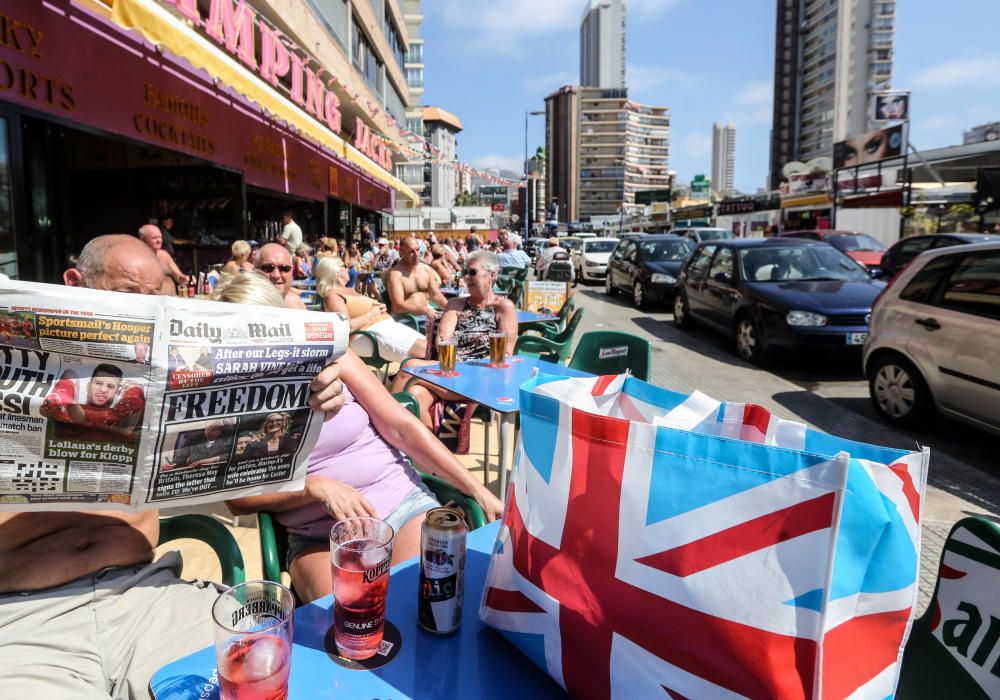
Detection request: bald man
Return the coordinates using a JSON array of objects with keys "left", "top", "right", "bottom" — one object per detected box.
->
[
  {"left": 0, "top": 234, "right": 344, "bottom": 697},
  {"left": 137, "top": 224, "right": 186, "bottom": 296},
  {"left": 256, "top": 242, "right": 307, "bottom": 310},
  {"left": 385, "top": 236, "right": 448, "bottom": 318}
]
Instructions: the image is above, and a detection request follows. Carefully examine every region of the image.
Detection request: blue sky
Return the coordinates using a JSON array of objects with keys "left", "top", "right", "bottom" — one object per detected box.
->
[{"left": 421, "top": 0, "right": 1000, "bottom": 194}]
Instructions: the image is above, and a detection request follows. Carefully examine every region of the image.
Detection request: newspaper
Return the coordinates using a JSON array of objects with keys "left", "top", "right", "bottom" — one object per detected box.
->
[{"left": 0, "top": 280, "right": 349, "bottom": 511}]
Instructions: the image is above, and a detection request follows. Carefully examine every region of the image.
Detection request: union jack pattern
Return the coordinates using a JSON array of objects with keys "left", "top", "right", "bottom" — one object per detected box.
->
[{"left": 480, "top": 374, "right": 928, "bottom": 699}]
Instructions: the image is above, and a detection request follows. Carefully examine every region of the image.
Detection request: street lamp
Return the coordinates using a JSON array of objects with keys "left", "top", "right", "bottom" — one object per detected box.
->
[{"left": 525, "top": 110, "right": 545, "bottom": 241}]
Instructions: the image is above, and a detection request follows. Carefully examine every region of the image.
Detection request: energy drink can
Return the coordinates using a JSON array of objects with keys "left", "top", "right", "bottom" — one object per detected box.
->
[{"left": 418, "top": 507, "right": 466, "bottom": 634}]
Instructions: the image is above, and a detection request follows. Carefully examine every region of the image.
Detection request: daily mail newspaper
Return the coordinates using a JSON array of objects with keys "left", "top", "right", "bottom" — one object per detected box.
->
[{"left": 0, "top": 280, "right": 349, "bottom": 511}]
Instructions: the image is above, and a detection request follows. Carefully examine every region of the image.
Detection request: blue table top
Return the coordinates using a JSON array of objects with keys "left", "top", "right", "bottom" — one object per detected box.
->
[
  {"left": 402, "top": 356, "right": 590, "bottom": 413},
  {"left": 150, "top": 522, "right": 566, "bottom": 700},
  {"left": 517, "top": 310, "right": 558, "bottom": 324}
]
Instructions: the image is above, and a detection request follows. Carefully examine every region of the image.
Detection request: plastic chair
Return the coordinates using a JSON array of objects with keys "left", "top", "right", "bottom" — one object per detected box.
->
[
  {"left": 514, "top": 334, "right": 563, "bottom": 364},
  {"left": 521, "top": 297, "right": 574, "bottom": 336},
  {"left": 524, "top": 307, "right": 585, "bottom": 345},
  {"left": 895, "top": 516, "right": 1000, "bottom": 699},
  {"left": 501, "top": 266, "right": 529, "bottom": 282},
  {"left": 158, "top": 514, "right": 245, "bottom": 586},
  {"left": 568, "top": 330, "right": 651, "bottom": 381},
  {"left": 350, "top": 329, "right": 392, "bottom": 382}
]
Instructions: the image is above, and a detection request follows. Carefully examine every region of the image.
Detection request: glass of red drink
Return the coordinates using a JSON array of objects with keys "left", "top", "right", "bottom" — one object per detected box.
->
[
  {"left": 212, "top": 580, "right": 295, "bottom": 700},
  {"left": 329, "top": 516, "right": 395, "bottom": 660}
]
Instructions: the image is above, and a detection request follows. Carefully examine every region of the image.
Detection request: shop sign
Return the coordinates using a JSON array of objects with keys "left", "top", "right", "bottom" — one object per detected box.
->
[
  {"left": 353, "top": 117, "right": 393, "bottom": 171},
  {"left": 717, "top": 200, "right": 756, "bottom": 215},
  {"left": 160, "top": 0, "right": 345, "bottom": 151}
]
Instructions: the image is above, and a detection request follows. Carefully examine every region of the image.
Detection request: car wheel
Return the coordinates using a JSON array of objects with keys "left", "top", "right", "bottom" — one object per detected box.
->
[
  {"left": 868, "top": 353, "right": 933, "bottom": 428},
  {"left": 673, "top": 290, "right": 693, "bottom": 328},
  {"left": 632, "top": 281, "right": 646, "bottom": 310},
  {"left": 605, "top": 272, "right": 617, "bottom": 296},
  {"left": 734, "top": 314, "right": 768, "bottom": 364}
]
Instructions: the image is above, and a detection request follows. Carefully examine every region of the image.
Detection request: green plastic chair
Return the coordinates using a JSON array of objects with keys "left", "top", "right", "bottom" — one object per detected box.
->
[
  {"left": 524, "top": 307, "right": 585, "bottom": 345},
  {"left": 522, "top": 297, "right": 574, "bottom": 335},
  {"left": 568, "top": 330, "right": 651, "bottom": 381},
  {"left": 158, "top": 513, "right": 245, "bottom": 586},
  {"left": 350, "top": 329, "right": 392, "bottom": 382},
  {"left": 514, "top": 332, "right": 570, "bottom": 365},
  {"left": 895, "top": 516, "right": 1000, "bottom": 699},
  {"left": 392, "top": 313, "right": 422, "bottom": 331},
  {"left": 391, "top": 390, "right": 421, "bottom": 417},
  {"left": 501, "top": 266, "right": 529, "bottom": 282}
]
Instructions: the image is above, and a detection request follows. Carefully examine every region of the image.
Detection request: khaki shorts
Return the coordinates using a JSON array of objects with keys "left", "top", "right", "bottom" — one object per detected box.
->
[
  {"left": 0, "top": 552, "right": 222, "bottom": 699},
  {"left": 350, "top": 318, "right": 424, "bottom": 363}
]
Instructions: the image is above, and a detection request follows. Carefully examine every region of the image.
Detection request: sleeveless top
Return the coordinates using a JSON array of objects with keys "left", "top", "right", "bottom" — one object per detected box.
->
[
  {"left": 454, "top": 300, "right": 499, "bottom": 361},
  {"left": 324, "top": 292, "right": 390, "bottom": 328}
]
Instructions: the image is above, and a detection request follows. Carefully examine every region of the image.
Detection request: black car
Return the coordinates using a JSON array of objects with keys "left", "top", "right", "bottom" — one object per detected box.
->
[
  {"left": 673, "top": 239, "right": 884, "bottom": 363},
  {"left": 879, "top": 233, "right": 996, "bottom": 278},
  {"left": 605, "top": 234, "right": 693, "bottom": 309}
]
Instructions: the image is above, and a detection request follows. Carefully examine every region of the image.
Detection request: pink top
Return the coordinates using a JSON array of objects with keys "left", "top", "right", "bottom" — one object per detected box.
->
[{"left": 276, "top": 386, "right": 422, "bottom": 538}]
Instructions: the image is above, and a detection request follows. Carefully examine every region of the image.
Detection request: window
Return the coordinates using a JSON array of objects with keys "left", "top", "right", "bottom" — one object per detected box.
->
[
  {"left": 708, "top": 247, "right": 734, "bottom": 283},
  {"left": 686, "top": 245, "right": 717, "bottom": 280},
  {"left": 383, "top": 9, "right": 405, "bottom": 72},
  {"left": 899, "top": 255, "right": 957, "bottom": 303},
  {"left": 406, "top": 67, "right": 423, "bottom": 88},
  {"left": 309, "top": 0, "right": 349, "bottom": 50},
  {"left": 406, "top": 43, "right": 423, "bottom": 64},
  {"left": 352, "top": 17, "right": 384, "bottom": 96},
  {"left": 940, "top": 252, "right": 1000, "bottom": 319}
]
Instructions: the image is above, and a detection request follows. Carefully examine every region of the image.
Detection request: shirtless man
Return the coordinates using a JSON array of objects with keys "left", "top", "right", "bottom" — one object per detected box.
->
[
  {"left": 0, "top": 234, "right": 344, "bottom": 697},
  {"left": 385, "top": 236, "right": 448, "bottom": 318},
  {"left": 255, "top": 242, "right": 307, "bottom": 310},
  {"left": 138, "top": 224, "right": 186, "bottom": 296}
]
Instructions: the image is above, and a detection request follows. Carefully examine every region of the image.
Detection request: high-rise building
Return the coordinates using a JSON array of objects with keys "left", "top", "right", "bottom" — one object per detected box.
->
[
  {"left": 422, "top": 107, "right": 463, "bottom": 208},
  {"left": 547, "top": 86, "right": 670, "bottom": 223},
  {"left": 769, "top": 0, "right": 895, "bottom": 189},
  {"left": 397, "top": 0, "right": 426, "bottom": 199},
  {"left": 579, "top": 0, "right": 627, "bottom": 90},
  {"left": 712, "top": 122, "right": 736, "bottom": 196}
]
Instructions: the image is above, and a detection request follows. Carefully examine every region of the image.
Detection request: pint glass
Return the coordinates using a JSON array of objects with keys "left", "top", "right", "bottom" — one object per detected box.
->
[
  {"left": 330, "top": 517, "right": 395, "bottom": 660},
  {"left": 212, "top": 580, "right": 295, "bottom": 700},
  {"left": 437, "top": 338, "right": 458, "bottom": 376},
  {"left": 488, "top": 331, "right": 508, "bottom": 367}
]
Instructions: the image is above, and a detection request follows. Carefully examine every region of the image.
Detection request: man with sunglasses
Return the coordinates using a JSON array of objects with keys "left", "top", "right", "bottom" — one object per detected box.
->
[
  {"left": 385, "top": 236, "right": 448, "bottom": 319},
  {"left": 256, "top": 243, "right": 307, "bottom": 309}
]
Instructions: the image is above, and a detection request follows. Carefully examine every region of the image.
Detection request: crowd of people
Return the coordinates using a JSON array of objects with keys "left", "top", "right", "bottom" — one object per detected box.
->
[{"left": 0, "top": 219, "right": 538, "bottom": 695}]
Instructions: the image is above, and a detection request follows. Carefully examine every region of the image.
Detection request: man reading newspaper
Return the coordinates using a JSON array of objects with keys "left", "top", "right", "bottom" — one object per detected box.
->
[{"left": 0, "top": 235, "right": 345, "bottom": 698}]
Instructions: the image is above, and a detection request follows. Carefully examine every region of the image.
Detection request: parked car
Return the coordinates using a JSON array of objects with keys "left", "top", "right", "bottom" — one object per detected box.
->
[
  {"left": 672, "top": 227, "right": 737, "bottom": 244},
  {"left": 879, "top": 233, "right": 996, "bottom": 278},
  {"left": 863, "top": 241, "right": 1000, "bottom": 436},
  {"left": 778, "top": 230, "right": 886, "bottom": 271},
  {"left": 525, "top": 237, "right": 549, "bottom": 261},
  {"left": 673, "top": 239, "right": 884, "bottom": 363},
  {"left": 573, "top": 237, "right": 619, "bottom": 283},
  {"left": 558, "top": 236, "right": 584, "bottom": 255},
  {"left": 605, "top": 234, "right": 693, "bottom": 309}
]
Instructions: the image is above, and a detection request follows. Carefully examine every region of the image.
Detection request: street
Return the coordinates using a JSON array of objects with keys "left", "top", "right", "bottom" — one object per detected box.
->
[{"left": 569, "top": 279, "right": 1000, "bottom": 611}]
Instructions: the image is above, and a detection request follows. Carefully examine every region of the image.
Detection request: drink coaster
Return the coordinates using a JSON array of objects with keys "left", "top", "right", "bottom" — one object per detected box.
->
[
  {"left": 487, "top": 363, "right": 510, "bottom": 369},
  {"left": 497, "top": 396, "right": 514, "bottom": 404},
  {"left": 424, "top": 369, "right": 460, "bottom": 377},
  {"left": 325, "top": 620, "right": 401, "bottom": 670}
]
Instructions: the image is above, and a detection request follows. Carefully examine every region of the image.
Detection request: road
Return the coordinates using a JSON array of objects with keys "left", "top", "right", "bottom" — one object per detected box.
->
[{"left": 568, "top": 278, "right": 1000, "bottom": 611}]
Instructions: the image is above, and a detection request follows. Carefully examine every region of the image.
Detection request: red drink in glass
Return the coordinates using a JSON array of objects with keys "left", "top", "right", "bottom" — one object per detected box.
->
[
  {"left": 330, "top": 519, "right": 394, "bottom": 660},
  {"left": 218, "top": 634, "right": 291, "bottom": 700}
]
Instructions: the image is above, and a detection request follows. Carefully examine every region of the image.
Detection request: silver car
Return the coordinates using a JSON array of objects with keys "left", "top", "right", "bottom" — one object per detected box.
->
[{"left": 863, "top": 240, "right": 1000, "bottom": 436}]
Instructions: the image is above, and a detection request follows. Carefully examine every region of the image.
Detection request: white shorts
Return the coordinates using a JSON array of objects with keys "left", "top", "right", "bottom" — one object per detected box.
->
[{"left": 351, "top": 318, "right": 424, "bottom": 363}]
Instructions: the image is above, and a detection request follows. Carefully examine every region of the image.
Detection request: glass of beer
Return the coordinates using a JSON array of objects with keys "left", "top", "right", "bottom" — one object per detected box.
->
[
  {"left": 330, "top": 517, "right": 395, "bottom": 660},
  {"left": 488, "top": 331, "right": 508, "bottom": 367},
  {"left": 437, "top": 337, "right": 458, "bottom": 376},
  {"left": 212, "top": 580, "right": 295, "bottom": 700}
]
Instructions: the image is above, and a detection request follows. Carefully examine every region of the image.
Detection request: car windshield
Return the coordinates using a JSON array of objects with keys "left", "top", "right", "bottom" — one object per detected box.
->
[
  {"left": 825, "top": 233, "right": 886, "bottom": 252},
  {"left": 638, "top": 240, "right": 692, "bottom": 261},
  {"left": 695, "top": 229, "right": 734, "bottom": 241},
  {"left": 584, "top": 240, "right": 617, "bottom": 253},
  {"left": 561, "top": 239, "right": 582, "bottom": 251},
  {"left": 739, "top": 245, "right": 871, "bottom": 282}
]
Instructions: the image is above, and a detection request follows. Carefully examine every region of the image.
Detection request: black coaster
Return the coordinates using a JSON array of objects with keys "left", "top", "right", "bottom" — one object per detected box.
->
[{"left": 324, "top": 620, "right": 402, "bottom": 671}]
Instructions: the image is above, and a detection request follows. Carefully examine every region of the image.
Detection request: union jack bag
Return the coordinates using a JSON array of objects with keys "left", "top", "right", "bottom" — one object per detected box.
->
[{"left": 480, "top": 374, "right": 929, "bottom": 699}]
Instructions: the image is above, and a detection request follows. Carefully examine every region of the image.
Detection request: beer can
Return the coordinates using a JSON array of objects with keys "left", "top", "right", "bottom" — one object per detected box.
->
[{"left": 418, "top": 507, "right": 466, "bottom": 634}]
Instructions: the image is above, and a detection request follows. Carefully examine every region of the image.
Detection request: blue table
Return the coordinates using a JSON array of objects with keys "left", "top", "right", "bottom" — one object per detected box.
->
[
  {"left": 402, "top": 357, "right": 590, "bottom": 496},
  {"left": 517, "top": 310, "right": 558, "bottom": 324},
  {"left": 150, "top": 522, "right": 567, "bottom": 699}
]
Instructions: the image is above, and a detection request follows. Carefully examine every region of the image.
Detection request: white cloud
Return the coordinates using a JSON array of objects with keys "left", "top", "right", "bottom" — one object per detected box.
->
[
  {"left": 470, "top": 153, "right": 524, "bottom": 174},
  {"left": 913, "top": 54, "right": 1000, "bottom": 89}
]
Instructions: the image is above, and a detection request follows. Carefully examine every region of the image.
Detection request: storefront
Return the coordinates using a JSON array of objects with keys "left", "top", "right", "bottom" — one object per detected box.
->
[
  {"left": 780, "top": 194, "right": 833, "bottom": 231},
  {"left": 670, "top": 204, "right": 714, "bottom": 228},
  {"left": 0, "top": 0, "right": 412, "bottom": 282},
  {"left": 715, "top": 196, "right": 781, "bottom": 237}
]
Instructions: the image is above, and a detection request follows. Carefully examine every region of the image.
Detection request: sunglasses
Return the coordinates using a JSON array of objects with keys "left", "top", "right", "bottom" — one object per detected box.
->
[
  {"left": 465, "top": 268, "right": 488, "bottom": 277},
  {"left": 259, "top": 264, "right": 292, "bottom": 274}
]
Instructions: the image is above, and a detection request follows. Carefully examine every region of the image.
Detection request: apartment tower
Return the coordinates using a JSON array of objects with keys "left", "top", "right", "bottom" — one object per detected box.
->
[
  {"left": 712, "top": 122, "right": 736, "bottom": 196},
  {"left": 768, "top": 0, "right": 895, "bottom": 189},
  {"left": 580, "top": 0, "right": 627, "bottom": 90}
]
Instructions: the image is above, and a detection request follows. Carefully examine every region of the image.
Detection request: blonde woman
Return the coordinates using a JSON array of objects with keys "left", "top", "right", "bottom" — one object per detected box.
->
[
  {"left": 221, "top": 240, "right": 254, "bottom": 275},
  {"left": 214, "top": 272, "right": 502, "bottom": 603},
  {"left": 293, "top": 243, "right": 313, "bottom": 280},
  {"left": 244, "top": 412, "right": 296, "bottom": 457},
  {"left": 314, "top": 256, "right": 426, "bottom": 362}
]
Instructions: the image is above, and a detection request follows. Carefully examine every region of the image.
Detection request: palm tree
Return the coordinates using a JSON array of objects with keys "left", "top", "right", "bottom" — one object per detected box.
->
[{"left": 453, "top": 191, "right": 480, "bottom": 206}]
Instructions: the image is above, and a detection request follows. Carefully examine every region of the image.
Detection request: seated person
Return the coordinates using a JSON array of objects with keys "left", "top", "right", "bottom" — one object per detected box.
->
[
  {"left": 430, "top": 244, "right": 457, "bottom": 287},
  {"left": 293, "top": 243, "right": 313, "bottom": 280},
  {"left": 221, "top": 239, "right": 254, "bottom": 275},
  {"left": 385, "top": 237, "right": 449, "bottom": 319},
  {"left": 41, "top": 363, "right": 145, "bottom": 443},
  {"left": 535, "top": 237, "right": 573, "bottom": 280},
  {"left": 163, "top": 420, "right": 231, "bottom": 470},
  {"left": 217, "top": 272, "right": 503, "bottom": 604},
  {"left": 390, "top": 251, "right": 518, "bottom": 430},
  {"left": 315, "top": 257, "right": 427, "bottom": 362},
  {"left": 243, "top": 412, "right": 298, "bottom": 458}
]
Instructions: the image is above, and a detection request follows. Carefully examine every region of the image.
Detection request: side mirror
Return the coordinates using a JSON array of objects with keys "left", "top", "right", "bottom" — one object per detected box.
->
[{"left": 714, "top": 271, "right": 732, "bottom": 283}]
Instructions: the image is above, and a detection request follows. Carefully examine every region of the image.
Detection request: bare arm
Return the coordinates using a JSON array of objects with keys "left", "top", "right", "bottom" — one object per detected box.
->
[
  {"left": 436, "top": 298, "right": 462, "bottom": 341},
  {"left": 159, "top": 250, "right": 186, "bottom": 283}
]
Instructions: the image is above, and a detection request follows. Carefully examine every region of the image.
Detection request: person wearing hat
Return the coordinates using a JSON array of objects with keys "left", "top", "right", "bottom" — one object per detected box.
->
[{"left": 372, "top": 237, "right": 398, "bottom": 274}]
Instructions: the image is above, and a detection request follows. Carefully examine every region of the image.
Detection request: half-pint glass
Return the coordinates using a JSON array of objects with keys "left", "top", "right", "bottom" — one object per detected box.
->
[
  {"left": 437, "top": 338, "right": 458, "bottom": 376},
  {"left": 488, "top": 331, "right": 508, "bottom": 367},
  {"left": 330, "top": 517, "right": 395, "bottom": 660},
  {"left": 212, "top": 580, "right": 295, "bottom": 700}
]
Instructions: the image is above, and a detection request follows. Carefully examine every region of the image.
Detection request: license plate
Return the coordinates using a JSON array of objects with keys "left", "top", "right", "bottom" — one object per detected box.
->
[{"left": 846, "top": 332, "right": 867, "bottom": 345}]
